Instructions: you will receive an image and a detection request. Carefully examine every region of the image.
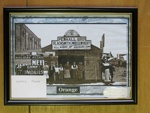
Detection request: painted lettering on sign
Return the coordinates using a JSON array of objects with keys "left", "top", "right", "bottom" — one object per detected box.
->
[
  {"left": 52, "top": 39, "right": 91, "bottom": 50},
  {"left": 52, "top": 30, "right": 92, "bottom": 50},
  {"left": 57, "top": 87, "right": 80, "bottom": 94}
]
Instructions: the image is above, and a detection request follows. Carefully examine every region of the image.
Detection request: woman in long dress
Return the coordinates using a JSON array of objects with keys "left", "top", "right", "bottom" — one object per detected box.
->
[
  {"left": 64, "top": 62, "right": 71, "bottom": 78},
  {"left": 103, "top": 60, "right": 111, "bottom": 82}
]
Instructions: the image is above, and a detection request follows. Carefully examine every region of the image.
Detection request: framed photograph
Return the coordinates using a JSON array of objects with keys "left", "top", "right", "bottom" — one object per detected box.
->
[{"left": 4, "top": 7, "right": 137, "bottom": 105}]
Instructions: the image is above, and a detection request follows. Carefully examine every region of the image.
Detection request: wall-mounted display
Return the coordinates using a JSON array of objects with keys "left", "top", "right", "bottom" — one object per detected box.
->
[{"left": 4, "top": 7, "right": 138, "bottom": 105}]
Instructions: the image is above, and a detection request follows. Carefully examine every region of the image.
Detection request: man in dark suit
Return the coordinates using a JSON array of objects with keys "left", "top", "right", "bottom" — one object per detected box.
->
[{"left": 48, "top": 64, "right": 55, "bottom": 83}]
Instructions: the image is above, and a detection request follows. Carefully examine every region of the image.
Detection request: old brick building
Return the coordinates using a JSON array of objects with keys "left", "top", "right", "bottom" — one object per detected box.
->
[
  {"left": 14, "top": 24, "right": 43, "bottom": 75},
  {"left": 15, "top": 24, "right": 41, "bottom": 52}
]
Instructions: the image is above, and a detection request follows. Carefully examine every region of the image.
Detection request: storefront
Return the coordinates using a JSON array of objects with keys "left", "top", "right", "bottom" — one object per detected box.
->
[{"left": 42, "top": 29, "right": 103, "bottom": 81}]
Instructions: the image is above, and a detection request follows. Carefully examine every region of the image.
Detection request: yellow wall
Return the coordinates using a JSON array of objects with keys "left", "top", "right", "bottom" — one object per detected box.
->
[{"left": 0, "top": 0, "right": 150, "bottom": 113}]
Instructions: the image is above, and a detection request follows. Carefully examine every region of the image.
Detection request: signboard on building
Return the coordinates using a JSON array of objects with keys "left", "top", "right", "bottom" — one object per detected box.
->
[
  {"left": 52, "top": 36, "right": 91, "bottom": 50},
  {"left": 15, "top": 53, "right": 44, "bottom": 75}
]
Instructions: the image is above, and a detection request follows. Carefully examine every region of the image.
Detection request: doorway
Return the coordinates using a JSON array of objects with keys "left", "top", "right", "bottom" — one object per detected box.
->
[{"left": 58, "top": 55, "right": 84, "bottom": 66}]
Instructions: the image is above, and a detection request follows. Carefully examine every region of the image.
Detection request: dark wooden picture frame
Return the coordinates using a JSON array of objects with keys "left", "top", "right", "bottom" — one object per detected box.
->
[{"left": 4, "top": 7, "right": 138, "bottom": 105}]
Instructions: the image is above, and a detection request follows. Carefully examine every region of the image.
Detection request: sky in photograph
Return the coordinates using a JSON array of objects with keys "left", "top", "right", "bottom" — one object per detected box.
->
[{"left": 26, "top": 24, "right": 128, "bottom": 57}]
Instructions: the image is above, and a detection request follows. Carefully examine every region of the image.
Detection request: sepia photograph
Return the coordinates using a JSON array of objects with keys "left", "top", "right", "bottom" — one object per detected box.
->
[{"left": 4, "top": 8, "right": 137, "bottom": 105}]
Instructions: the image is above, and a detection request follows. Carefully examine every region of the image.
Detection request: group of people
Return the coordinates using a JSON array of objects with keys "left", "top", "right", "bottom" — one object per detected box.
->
[{"left": 44, "top": 61, "right": 84, "bottom": 83}]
